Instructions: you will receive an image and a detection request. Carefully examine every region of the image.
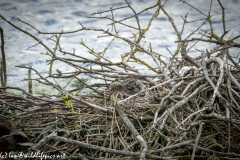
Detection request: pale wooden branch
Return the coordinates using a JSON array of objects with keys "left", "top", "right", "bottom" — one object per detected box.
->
[{"left": 114, "top": 102, "right": 147, "bottom": 160}]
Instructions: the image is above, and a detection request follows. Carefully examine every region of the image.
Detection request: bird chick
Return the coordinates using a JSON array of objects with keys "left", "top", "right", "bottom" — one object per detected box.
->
[{"left": 109, "top": 78, "right": 145, "bottom": 105}]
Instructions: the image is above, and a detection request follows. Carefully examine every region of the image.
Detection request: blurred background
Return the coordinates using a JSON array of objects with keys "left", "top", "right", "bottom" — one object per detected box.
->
[{"left": 0, "top": 0, "right": 239, "bottom": 93}]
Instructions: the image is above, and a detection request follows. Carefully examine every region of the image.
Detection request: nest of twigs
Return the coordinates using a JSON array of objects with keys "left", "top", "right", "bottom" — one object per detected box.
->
[
  {"left": 1, "top": 0, "right": 240, "bottom": 159},
  {"left": 1, "top": 47, "right": 240, "bottom": 159}
]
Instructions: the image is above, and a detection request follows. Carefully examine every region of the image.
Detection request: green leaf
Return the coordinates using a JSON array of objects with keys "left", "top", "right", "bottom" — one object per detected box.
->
[{"left": 61, "top": 95, "right": 74, "bottom": 112}]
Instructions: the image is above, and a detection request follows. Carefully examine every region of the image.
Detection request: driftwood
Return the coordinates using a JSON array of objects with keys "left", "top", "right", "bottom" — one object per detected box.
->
[{"left": 0, "top": 0, "right": 240, "bottom": 159}]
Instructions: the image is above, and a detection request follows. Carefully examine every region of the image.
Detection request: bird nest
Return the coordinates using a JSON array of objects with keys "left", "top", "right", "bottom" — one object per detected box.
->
[
  {"left": 1, "top": 0, "right": 240, "bottom": 159},
  {"left": 0, "top": 60, "right": 240, "bottom": 159}
]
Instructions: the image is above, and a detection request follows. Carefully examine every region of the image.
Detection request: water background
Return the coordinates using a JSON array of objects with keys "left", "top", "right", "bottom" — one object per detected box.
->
[{"left": 0, "top": 0, "right": 240, "bottom": 94}]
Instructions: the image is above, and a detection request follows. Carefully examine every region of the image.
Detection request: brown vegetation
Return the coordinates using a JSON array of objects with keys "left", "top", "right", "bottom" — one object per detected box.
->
[{"left": 0, "top": 0, "right": 240, "bottom": 159}]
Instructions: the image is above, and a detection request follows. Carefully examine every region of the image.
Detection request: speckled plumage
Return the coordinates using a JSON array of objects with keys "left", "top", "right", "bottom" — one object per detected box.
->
[{"left": 109, "top": 78, "right": 144, "bottom": 96}]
